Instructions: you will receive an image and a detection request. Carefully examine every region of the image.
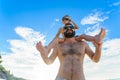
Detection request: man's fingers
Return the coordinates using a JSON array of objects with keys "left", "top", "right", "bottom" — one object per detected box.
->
[{"left": 36, "top": 41, "right": 42, "bottom": 47}]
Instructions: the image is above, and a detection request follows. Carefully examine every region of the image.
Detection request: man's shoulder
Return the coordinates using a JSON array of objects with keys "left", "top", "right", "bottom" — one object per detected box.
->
[
  {"left": 76, "top": 40, "right": 88, "bottom": 45},
  {"left": 75, "top": 38, "right": 86, "bottom": 43}
]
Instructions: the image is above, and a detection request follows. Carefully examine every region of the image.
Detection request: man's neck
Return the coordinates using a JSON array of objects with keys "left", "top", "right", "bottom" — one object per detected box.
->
[{"left": 65, "top": 37, "right": 75, "bottom": 43}]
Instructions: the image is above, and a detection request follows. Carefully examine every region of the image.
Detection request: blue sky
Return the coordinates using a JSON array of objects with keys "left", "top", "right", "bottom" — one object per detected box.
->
[{"left": 0, "top": 0, "right": 120, "bottom": 80}]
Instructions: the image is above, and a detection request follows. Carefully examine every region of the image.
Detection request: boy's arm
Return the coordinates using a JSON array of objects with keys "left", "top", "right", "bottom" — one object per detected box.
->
[
  {"left": 46, "top": 28, "right": 62, "bottom": 51},
  {"left": 66, "top": 17, "right": 79, "bottom": 30},
  {"left": 71, "top": 20, "right": 79, "bottom": 29}
]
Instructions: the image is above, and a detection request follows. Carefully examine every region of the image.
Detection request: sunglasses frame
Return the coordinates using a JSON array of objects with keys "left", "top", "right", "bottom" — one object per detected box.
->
[
  {"left": 63, "top": 18, "right": 70, "bottom": 21},
  {"left": 64, "top": 25, "right": 74, "bottom": 30}
]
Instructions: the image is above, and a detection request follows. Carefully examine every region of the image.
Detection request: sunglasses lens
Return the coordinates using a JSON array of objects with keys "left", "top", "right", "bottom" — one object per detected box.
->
[
  {"left": 70, "top": 26, "right": 73, "bottom": 29},
  {"left": 64, "top": 25, "right": 74, "bottom": 29},
  {"left": 64, "top": 26, "right": 67, "bottom": 29},
  {"left": 64, "top": 18, "right": 69, "bottom": 20}
]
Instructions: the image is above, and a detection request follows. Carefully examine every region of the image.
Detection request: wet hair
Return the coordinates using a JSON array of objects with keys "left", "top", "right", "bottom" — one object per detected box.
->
[{"left": 62, "top": 15, "right": 70, "bottom": 21}]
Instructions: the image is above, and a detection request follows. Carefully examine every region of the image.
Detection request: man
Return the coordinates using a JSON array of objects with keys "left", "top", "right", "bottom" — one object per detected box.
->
[{"left": 36, "top": 23, "right": 106, "bottom": 80}]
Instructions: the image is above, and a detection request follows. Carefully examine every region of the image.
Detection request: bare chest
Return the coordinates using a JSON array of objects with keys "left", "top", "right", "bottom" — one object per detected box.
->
[{"left": 59, "top": 42, "right": 85, "bottom": 56}]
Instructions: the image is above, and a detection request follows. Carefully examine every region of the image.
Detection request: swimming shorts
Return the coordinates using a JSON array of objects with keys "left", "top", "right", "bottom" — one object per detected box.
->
[{"left": 55, "top": 76, "right": 67, "bottom": 80}]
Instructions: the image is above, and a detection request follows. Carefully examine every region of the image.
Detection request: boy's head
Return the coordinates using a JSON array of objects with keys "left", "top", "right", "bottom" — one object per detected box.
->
[{"left": 62, "top": 15, "right": 71, "bottom": 25}]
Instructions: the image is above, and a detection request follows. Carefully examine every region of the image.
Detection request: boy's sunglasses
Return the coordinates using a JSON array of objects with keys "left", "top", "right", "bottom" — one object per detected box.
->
[{"left": 63, "top": 18, "right": 70, "bottom": 21}]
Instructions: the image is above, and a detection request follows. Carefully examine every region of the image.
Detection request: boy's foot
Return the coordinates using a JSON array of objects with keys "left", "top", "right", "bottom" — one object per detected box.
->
[
  {"left": 75, "top": 36, "right": 82, "bottom": 42},
  {"left": 95, "top": 28, "right": 106, "bottom": 45}
]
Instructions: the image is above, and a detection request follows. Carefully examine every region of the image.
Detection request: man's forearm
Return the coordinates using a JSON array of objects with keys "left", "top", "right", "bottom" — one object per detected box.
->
[
  {"left": 38, "top": 47, "right": 52, "bottom": 64},
  {"left": 92, "top": 45, "right": 102, "bottom": 62}
]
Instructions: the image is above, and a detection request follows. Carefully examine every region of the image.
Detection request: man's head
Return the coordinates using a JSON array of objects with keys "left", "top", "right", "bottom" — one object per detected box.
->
[
  {"left": 64, "top": 23, "right": 76, "bottom": 38},
  {"left": 62, "top": 15, "right": 71, "bottom": 25}
]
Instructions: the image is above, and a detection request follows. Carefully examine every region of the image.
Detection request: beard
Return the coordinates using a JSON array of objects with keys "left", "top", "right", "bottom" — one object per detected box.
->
[{"left": 64, "top": 30, "right": 75, "bottom": 38}]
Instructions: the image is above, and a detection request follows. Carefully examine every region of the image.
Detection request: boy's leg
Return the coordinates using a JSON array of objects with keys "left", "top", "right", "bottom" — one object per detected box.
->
[
  {"left": 75, "top": 28, "right": 106, "bottom": 44},
  {"left": 75, "top": 34, "right": 95, "bottom": 42}
]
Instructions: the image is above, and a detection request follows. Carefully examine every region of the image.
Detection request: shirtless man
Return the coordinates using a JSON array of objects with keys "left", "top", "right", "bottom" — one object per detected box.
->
[{"left": 36, "top": 23, "right": 106, "bottom": 80}]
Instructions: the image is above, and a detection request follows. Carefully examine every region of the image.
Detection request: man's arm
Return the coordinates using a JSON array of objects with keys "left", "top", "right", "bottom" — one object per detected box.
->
[
  {"left": 36, "top": 41, "right": 58, "bottom": 65},
  {"left": 85, "top": 42, "right": 102, "bottom": 63}
]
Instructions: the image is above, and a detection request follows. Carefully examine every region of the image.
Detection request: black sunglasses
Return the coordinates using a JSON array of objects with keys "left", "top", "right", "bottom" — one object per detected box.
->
[
  {"left": 63, "top": 18, "right": 70, "bottom": 21},
  {"left": 64, "top": 25, "right": 74, "bottom": 29}
]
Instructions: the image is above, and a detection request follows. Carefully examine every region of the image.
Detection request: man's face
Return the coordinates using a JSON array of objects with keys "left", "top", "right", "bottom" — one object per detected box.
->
[{"left": 64, "top": 24, "right": 75, "bottom": 38}]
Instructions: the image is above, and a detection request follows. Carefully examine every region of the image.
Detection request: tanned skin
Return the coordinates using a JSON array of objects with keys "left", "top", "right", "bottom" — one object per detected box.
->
[{"left": 36, "top": 27, "right": 106, "bottom": 80}]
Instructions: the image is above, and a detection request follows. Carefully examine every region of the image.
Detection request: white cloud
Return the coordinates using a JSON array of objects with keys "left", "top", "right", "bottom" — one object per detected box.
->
[
  {"left": 1, "top": 27, "right": 59, "bottom": 80},
  {"left": 84, "top": 23, "right": 101, "bottom": 36},
  {"left": 55, "top": 18, "right": 60, "bottom": 22},
  {"left": 1, "top": 26, "right": 120, "bottom": 80},
  {"left": 81, "top": 12, "right": 108, "bottom": 25},
  {"left": 50, "top": 18, "right": 60, "bottom": 28},
  {"left": 110, "top": 1, "right": 120, "bottom": 6},
  {"left": 84, "top": 22, "right": 108, "bottom": 37},
  {"left": 15, "top": 26, "right": 46, "bottom": 46},
  {"left": 84, "top": 38, "right": 120, "bottom": 80}
]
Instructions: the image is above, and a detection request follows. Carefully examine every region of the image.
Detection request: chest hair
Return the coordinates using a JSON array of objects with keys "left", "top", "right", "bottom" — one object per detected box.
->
[{"left": 60, "top": 42, "right": 82, "bottom": 56}]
